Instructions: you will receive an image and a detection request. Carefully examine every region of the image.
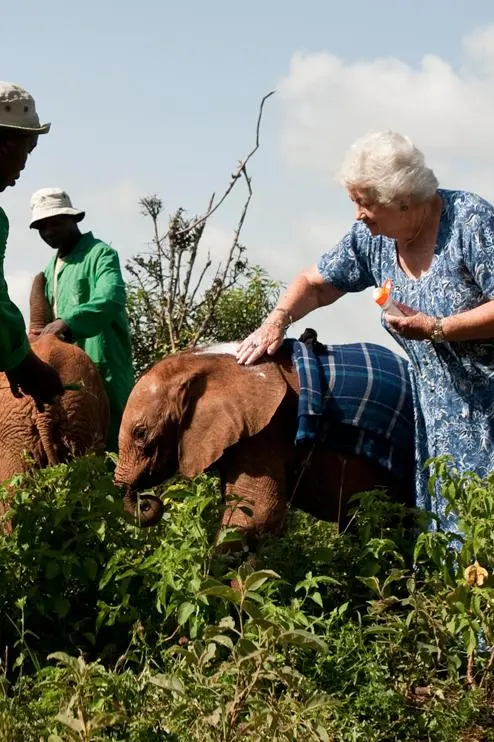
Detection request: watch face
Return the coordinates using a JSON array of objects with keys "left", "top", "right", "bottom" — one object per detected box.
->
[{"left": 432, "top": 319, "right": 444, "bottom": 342}]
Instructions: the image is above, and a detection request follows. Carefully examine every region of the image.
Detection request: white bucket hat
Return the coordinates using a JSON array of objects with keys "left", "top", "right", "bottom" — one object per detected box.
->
[
  {"left": 30, "top": 188, "right": 85, "bottom": 228},
  {"left": 0, "top": 82, "right": 50, "bottom": 134}
]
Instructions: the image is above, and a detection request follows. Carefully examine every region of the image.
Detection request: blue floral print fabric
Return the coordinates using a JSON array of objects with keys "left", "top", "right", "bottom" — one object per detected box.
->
[{"left": 317, "top": 189, "right": 494, "bottom": 532}]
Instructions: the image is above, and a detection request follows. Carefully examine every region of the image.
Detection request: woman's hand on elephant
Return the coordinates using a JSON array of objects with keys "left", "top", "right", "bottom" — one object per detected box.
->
[
  {"left": 236, "top": 322, "right": 285, "bottom": 365},
  {"left": 6, "top": 350, "right": 65, "bottom": 412},
  {"left": 385, "top": 306, "right": 435, "bottom": 341}
]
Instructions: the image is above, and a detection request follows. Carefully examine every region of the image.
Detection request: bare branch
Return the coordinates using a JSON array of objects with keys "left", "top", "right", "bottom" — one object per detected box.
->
[
  {"left": 181, "top": 192, "right": 215, "bottom": 304},
  {"left": 160, "top": 90, "right": 275, "bottom": 242},
  {"left": 187, "top": 252, "right": 212, "bottom": 310},
  {"left": 128, "top": 91, "right": 274, "bottom": 369},
  {"left": 190, "top": 165, "right": 253, "bottom": 344}
]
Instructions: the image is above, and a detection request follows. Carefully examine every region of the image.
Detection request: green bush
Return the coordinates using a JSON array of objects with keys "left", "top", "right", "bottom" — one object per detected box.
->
[{"left": 0, "top": 454, "right": 491, "bottom": 740}]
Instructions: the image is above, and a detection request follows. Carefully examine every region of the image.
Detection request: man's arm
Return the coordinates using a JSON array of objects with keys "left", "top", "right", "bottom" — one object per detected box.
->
[
  {"left": 0, "top": 273, "right": 30, "bottom": 371},
  {"left": 57, "top": 247, "right": 127, "bottom": 340}
]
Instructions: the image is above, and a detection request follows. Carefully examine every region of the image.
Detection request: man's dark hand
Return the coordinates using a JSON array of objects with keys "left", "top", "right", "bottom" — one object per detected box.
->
[
  {"left": 40, "top": 319, "right": 70, "bottom": 339},
  {"left": 6, "top": 350, "right": 65, "bottom": 412}
]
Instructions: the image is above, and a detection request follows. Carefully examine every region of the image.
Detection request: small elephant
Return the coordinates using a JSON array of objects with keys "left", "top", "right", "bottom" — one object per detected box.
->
[
  {"left": 114, "top": 338, "right": 414, "bottom": 547},
  {"left": 0, "top": 273, "right": 110, "bottom": 489}
]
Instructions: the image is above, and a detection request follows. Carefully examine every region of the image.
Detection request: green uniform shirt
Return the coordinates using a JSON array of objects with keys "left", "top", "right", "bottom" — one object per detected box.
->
[
  {"left": 44, "top": 232, "right": 134, "bottom": 450},
  {"left": 0, "top": 208, "right": 30, "bottom": 370}
]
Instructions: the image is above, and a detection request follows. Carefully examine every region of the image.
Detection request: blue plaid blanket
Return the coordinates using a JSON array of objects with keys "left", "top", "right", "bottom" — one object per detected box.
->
[{"left": 287, "top": 339, "right": 414, "bottom": 479}]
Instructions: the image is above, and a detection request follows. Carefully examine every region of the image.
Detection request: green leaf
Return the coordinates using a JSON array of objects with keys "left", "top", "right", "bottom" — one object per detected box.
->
[
  {"left": 307, "top": 694, "right": 335, "bottom": 710},
  {"left": 55, "top": 711, "right": 85, "bottom": 733},
  {"left": 244, "top": 569, "right": 279, "bottom": 591},
  {"left": 278, "top": 630, "right": 328, "bottom": 654},
  {"left": 316, "top": 724, "right": 330, "bottom": 741},
  {"left": 241, "top": 599, "right": 264, "bottom": 620},
  {"left": 235, "top": 638, "right": 258, "bottom": 658},
  {"left": 95, "top": 520, "right": 106, "bottom": 540},
  {"left": 199, "top": 585, "right": 241, "bottom": 604},
  {"left": 53, "top": 595, "right": 71, "bottom": 618},
  {"left": 150, "top": 674, "right": 186, "bottom": 695},
  {"left": 215, "top": 527, "right": 244, "bottom": 546},
  {"left": 48, "top": 652, "right": 79, "bottom": 671},
  {"left": 45, "top": 560, "right": 60, "bottom": 579},
  {"left": 358, "top": 576, "right": 381, "bottom": 596},
  {"left": 83, "top": 557, "right": 98, "bottom": 581},
  {"left": 177, "top": 601, "right": 195, "bottom": 626},
  {"left": 210, "top": 634, "right": 234, "bottom": 650},
  {"left": 338, "top": 601, "right": 349, "bottom": 617},
  {"left": 311, "top": 591, "right": 323, "bottom": 607}
]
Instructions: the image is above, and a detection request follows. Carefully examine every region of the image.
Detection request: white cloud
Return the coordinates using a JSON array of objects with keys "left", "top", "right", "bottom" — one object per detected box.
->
[
  {"left": 462, "top": 25, "right": 494, "bottom": 78},
  {"left": 278, "top": 24, "right": 494, "bottom": 202}
]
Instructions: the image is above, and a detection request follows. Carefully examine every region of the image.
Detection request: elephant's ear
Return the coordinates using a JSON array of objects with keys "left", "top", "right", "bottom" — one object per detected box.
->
[{"left": 178, "top": 355, "right": 287, "bottom": 478}]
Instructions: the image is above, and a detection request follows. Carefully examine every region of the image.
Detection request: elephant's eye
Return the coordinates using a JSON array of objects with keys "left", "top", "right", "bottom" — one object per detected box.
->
[{"left": 133, "top": 425, "right": 147, "bottom": 444}]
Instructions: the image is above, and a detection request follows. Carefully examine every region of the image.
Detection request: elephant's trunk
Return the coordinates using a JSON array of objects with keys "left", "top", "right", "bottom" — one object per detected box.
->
[
  {"left": 123, "top": 489, "right": 164, "bottom": 528},
  {"left": 29, "top": 272, "right": 53, "bottom": 334}
]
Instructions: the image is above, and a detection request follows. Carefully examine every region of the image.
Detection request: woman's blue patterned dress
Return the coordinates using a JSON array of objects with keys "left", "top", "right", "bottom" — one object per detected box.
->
[{"left": 317, "top": 189, "right": 494, "bottom": 532}]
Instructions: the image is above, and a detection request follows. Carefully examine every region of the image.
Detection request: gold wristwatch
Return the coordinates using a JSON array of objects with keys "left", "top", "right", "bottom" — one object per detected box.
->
[{"left": 430, "top": 317, "right": 445, "bottom": 343}]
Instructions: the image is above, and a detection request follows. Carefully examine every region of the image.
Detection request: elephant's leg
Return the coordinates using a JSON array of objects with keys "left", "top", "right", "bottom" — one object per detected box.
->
[
  {"left": 0, "top": 451, "right": 31, "bottom": 534},
  {"left": 292, "top": 448, "right": 406, "bottom": 527},
  {"left": 222, "top": 472, "right": 288, "bottom": 545},
  {"left": 219, "top": 427, "right": 290, "bottom": 549}
]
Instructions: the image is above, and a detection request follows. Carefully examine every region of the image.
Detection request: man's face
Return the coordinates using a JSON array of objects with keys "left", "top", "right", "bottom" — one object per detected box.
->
[
  {"left": 0, "top": 133, "right": 38, "bottom": 192},
  {"left": 35, "top": 215, "right": 78, "bottom": 250}
]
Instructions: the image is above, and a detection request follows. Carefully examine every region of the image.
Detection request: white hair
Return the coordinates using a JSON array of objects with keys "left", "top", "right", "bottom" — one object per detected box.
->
[{"left": 339, "top": 131, "right": 438, "bottom": 205}]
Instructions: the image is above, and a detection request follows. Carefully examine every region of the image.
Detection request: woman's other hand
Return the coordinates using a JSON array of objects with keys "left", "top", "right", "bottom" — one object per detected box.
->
[{"left": 385, "top": 304, "right": 435, "bottom": 340}]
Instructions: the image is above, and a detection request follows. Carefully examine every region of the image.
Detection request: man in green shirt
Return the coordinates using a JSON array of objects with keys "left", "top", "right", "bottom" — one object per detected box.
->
[
  {"left": 30, "top": 188, "right": 134, "bottom": 451},
  {"left": 0, "top": 82, "right": 64, "bottom": 409}
]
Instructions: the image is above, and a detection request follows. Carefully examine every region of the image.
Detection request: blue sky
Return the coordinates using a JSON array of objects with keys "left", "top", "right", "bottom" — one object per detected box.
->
[{"left": 3, "top": 1, "right": 494, "bottom": 352}]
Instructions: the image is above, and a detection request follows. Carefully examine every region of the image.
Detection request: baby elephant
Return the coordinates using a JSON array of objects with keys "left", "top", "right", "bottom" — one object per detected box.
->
[
  {"left": 0, "top": 334, "right": 109, "bottom": 484},
  {"left": 115, "top": 339, "right": 414, "bottom": 548},
  {"left": 0, "top": 272, "right": 110, "bottom": 526}
]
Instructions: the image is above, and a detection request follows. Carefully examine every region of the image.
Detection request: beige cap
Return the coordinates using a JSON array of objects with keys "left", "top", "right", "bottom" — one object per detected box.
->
[
  {"left": 0, "top": 82, "right": 50, "bottom": 134},
  {"left": 30, "top": 188, "right": 85, "bottom": 228}
]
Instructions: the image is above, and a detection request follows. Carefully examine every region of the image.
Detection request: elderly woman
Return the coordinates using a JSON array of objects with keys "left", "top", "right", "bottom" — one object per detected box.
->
[{"left": 236, "top": 130, "right": 494, "bottom": 532}]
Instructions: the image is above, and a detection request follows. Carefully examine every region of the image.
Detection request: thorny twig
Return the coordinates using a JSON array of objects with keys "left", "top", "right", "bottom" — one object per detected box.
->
[
  {"left": 180, "top": 193, "right": 214, "bottom": 302},
  {"left": 191, "top": 166, "right": 253, "bottom": 344},
  {"left": 160, "top": 89, "right": 275, "bottom": 242},
  {"left": 467, "top": 651, "right": 476, "bottom": 687}
]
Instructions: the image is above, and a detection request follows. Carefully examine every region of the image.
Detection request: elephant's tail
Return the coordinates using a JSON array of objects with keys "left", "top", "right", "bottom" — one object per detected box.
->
[{"left": 35, "top": 402, "right": 70, "bottom": 467}]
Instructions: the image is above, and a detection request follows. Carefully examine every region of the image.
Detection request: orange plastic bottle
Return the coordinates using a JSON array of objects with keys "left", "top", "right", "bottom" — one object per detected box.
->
[{"left": 373, "top": 279, "right": 405, "bottom": 317}]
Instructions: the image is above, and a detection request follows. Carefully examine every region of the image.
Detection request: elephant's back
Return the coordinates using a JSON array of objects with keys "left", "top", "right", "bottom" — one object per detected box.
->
[
  {"left": 31, "top": 336, "right": 110, "bottom": 450},
  {"left": 32, "top": 336, "right": 105, "bottom": 394}
]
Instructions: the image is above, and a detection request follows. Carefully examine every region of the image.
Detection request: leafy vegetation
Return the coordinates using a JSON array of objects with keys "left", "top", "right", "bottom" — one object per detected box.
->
[
  {"left": 0, "top": 455, "right": 491, "bottom": 740},
  {"left": 126, "top": 94, "right": 280, "bottom": 375}
]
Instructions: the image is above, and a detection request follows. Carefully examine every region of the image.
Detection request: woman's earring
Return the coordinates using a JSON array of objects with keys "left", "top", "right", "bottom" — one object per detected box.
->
[{"left": 401, "top": 204, "right": 408, "bottom": 212}]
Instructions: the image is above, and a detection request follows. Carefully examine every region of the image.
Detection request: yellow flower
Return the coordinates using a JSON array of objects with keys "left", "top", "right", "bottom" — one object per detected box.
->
[{"left": 464, "top": 560, "right": 489, "bottom": 587}]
